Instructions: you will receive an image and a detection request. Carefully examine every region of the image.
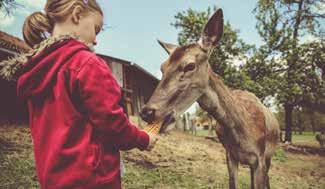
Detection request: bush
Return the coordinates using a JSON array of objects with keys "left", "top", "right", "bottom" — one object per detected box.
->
[{"left": 273, "top": 148, "right": 287, "bottom": 162}]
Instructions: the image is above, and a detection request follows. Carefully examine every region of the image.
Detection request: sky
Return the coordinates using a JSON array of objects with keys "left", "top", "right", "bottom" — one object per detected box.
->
[
  {"left": 0, "top": 0, "right": 266, "bottom": 113},
  {"left": 0, "top": 0, "right": 262, "bottom": 79},
  {"left": 98, "top": 0, "right": 263, "bottom": 79},
  {"left": 0, "top": 0, "right": 283, "bottom": 113}
]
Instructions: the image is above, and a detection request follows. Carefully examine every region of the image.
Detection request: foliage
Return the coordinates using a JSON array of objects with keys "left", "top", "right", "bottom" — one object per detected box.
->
[
  {"left": 242, "top": 46, "right": 282, "bottom": 101},
  {"left": 254, "top": 0, "right": 325, "bottom": 105},
  {"left": 254, "top": 0, "right": 325, "bottom": 142},
  {"left": 172, "top": 7, "right": 258, "bottom": 95},
  {"left": 273, "top": 148, "right": 287, "bottom": 162},
  {"left": 296, "top": 41, "right": 325, "bottom": 112},
  {"left": 194, "top": 105, "right": 209, "bottom": 122},
  {"left": 275, "top": 106, "right": 325, "bottom": 132},
  {"left": 172, "top": 1, "right": 324, "bottom": 142},
  {"left": 0, "top": 0, "right": 19, "bottom": 15}
]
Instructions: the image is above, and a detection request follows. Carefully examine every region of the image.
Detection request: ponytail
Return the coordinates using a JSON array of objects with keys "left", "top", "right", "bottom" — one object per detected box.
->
[
  {"left": 23, "top": 11, "right": 53, "bottom": 47},
  {"left": 22, "top": 0, "right": 102, "bottom": 48}
]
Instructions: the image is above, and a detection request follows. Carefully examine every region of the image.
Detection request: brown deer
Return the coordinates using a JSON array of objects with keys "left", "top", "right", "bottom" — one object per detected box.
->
[{"left": 140, "top": 9, "right": 280, "bottom": 189}]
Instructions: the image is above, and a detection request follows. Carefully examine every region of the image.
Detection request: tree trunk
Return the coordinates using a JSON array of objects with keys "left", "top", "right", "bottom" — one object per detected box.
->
[
  {"left": 284, "top": 0, "right": 303, "bottom": 143},
  {"left": 310, "top": 112, "right": 316, "bottom": 134},
  {"left": 285, "top": 103, "right": 293, "bottom": 142},
  {"left": 297, "top": 110, "right": 303, "bottom": 135},
  {"left": 183, "top": 115, "right": 187, "bottom": 132}
]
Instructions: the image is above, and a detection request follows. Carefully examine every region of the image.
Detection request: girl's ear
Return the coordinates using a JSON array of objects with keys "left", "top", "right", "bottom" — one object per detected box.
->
[{"left": 72, "top": 5, "right": 84, "bottom": 24}]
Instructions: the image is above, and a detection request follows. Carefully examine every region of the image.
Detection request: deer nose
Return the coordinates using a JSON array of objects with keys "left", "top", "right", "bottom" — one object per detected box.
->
[{"left": 140, "top": 107, "right": 156, "bottom": 123}]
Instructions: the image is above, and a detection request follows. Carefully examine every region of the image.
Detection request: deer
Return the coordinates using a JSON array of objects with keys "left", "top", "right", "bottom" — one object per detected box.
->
[{"left": 140, "top": 9, "right": 280, "bottom": 189}]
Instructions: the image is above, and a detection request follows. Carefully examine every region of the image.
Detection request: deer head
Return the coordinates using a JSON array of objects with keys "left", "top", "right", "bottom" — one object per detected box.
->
[{"left": 140, "top": 9, "right": 224, "bottom": 131}]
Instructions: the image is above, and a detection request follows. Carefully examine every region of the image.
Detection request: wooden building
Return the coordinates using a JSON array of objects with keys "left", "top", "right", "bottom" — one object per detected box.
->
[
  {"left": 0, "top": 31, "right": 31, "bottom": 123},
  {"left": 0, "top": 31, "right": 158, "bottom": 123},
  {"left": 98, "top": 55, "right": 159, "bottom": 116}
]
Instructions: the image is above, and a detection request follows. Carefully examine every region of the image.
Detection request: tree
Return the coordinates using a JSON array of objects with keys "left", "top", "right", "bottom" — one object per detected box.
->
[
  {"left": 297, "top": 41, "right": 325, "bottom": 113},
  {"left": 254, "top": 0, "right": 324, "bottom": 142},
  {"left": 242, "top": 45, "right": 282, "bottom": 102},
  {"left": 172, "top": 7, "right": 256, "bottom": 92},
  {"left": 275, "top": 106, "right": 325, "bottom": 133},
  {"left": 0, "top": 0, "right": 19, "bottom": 15},
  {"left": 172, "top": 2, "right": 324, "bottom": 142}
]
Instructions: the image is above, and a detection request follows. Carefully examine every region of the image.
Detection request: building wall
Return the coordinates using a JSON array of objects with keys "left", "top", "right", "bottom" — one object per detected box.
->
[
  {"left": 99, "top": 55, "right": 158, "bottom": 117},
  {"left": 132, "top": 69, "right": 158, "bottom": 115},
  {"left": 0, "top": 80, "right": 28, "bottom": 123},
  {"left": 0, "top": 52, "right": 158, "bottom": 123},
  {"left": 109, "top": 60, "right": 124, "bottom": 87}
]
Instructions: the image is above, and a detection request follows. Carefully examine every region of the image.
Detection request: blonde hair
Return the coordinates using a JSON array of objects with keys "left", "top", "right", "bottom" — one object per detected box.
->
[{"left": 23, "top": 0, "right": 103, "bottom": 47}]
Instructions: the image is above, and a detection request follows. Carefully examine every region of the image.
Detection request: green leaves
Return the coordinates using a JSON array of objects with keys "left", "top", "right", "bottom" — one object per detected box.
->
[
  {"left": 0, "top": 0, "right": 19, "bottom": 15},
  {"left": 172, "top": 1, "right": 324, "bottom": 114},
  {"left": 172, "top": 7, "right": 212, "bottom": 45},
  {"left": 255, "top": 0, "right": 325, "bottom": 108},
  {"left": 172, "top": 7, "right": 260, "bottom": 99}
]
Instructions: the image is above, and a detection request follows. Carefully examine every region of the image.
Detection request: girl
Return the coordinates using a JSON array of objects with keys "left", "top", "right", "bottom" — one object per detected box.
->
[{"left": 1, "top": 0, "right": 158, "bottom": 188}]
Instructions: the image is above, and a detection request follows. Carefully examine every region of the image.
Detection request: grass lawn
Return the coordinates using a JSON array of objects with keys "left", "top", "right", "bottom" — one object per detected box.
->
[
  {"left": 291, "top": 132, "right": 319, "bottom": 147},
  {"left": 0, "top": 125, "right": 38, "bottom": 189},
  {"left": 1, "top": 124, "right": 324, "bottom": 189},
  {"left": 196, "top": 129, "right": 320, "bottom": 146}
]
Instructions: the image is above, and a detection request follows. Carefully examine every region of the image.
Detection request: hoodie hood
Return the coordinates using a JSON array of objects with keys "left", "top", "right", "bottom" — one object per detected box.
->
[
  {"left": 0, "top": 35, "right": 93, "bottom": 99},
  {"left": 18, "top": 39, "right": 90, "bottom": 98},
  {"left": 0, "top": 34, "right": 92, "bottom": 81}
]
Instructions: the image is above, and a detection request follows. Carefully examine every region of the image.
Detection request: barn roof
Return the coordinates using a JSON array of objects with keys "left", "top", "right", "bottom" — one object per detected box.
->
[
  {"left": 0, "top": 31, "right": 31, "bottom": 54},
  {"left": 97, "top": 54, "right": 159, "bottom": 82},
  {"left": 0, "top": 31, "right": 158, "bottom": 82}
]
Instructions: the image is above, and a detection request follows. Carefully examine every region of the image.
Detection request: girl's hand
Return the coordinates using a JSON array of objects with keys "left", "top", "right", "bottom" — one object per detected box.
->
[{"left": 146, "top": 132, "right": 159, "bottom": 151}]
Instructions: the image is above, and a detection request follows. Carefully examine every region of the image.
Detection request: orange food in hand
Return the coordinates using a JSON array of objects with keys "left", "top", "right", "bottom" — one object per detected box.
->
[{"left": 145, "top": 121, "right": 163, "bottom": 134}]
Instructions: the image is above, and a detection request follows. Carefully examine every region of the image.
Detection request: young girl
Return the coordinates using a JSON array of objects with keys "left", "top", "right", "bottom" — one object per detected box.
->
[{"left": 1, "top": 0, "right": 158, "bottom": 188}]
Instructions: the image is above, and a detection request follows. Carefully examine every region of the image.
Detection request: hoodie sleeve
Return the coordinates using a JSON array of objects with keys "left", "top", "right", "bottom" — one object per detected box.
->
[{"left": 76, "top": 56, "right": 149, "bottom": 151}]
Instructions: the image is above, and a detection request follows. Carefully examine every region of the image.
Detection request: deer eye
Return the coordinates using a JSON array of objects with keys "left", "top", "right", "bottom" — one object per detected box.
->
[{"left": 183, "top": 63, "right": 196, "bottom": 72}]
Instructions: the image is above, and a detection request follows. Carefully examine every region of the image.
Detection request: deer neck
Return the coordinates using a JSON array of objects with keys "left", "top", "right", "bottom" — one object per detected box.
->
[{"left": 197, "top": 69, "right": 248, "bottom": 142}]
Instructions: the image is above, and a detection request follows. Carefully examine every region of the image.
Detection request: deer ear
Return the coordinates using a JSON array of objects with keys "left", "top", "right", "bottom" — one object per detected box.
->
[
  {"left": 199, "top": 9, "right": 224, "bottom": 52},
  {"left": 157, "top": 40, "right": 178, "bottom": 55}
]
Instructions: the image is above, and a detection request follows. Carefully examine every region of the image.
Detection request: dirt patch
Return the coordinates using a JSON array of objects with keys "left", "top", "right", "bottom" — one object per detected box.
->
[
  {"left": 123, "top": 131, "right": 325, "bottom": 188},
  {"left": 1, "top": 125, "right": 324, "bottom": 189}
]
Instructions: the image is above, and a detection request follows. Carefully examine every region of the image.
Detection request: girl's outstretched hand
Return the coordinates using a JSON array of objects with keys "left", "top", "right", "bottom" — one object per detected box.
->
[{"left": 146, "top": 132, "right": 159, "bottom": 151}]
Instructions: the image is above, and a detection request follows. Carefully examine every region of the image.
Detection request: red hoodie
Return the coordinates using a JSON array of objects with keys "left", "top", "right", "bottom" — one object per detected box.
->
[{"left": 17, "top": 39, "right": 149, "bottom": 189}]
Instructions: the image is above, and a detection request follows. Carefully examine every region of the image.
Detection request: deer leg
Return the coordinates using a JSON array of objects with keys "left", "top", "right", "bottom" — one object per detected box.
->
[
  {"left": 226, "top": 152, "right": 238, "bottom": 189},
  {"left": 253, "top": 158, "right": 267, "bottom": 189},
  {"left": 265, "top": 158, "right": 271, "bottom": 189},
  {"left": 250, "top": 166, "right": 255, "bottom": 189}
]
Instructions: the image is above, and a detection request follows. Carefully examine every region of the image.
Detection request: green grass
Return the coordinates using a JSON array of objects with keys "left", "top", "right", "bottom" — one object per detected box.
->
[
  {"left": 195, "top": 129, "right": 214, "bottom": 137},
  {"left": 122, "top": 163, "right": 229, "bottom": 189},
  {"left": 1, "top": 125, "right": 324, "bottom": 189},
  {"left": 273, "top": 148, "right": 287, "bottom": 162},
  {"left": 0, "top": 125, "right": 39, "bottom": 189},
  {"left": 291, "top": 132, "right": 319, "bottom": 146},
  {"left": 195, "top": 129, "right": 320, "bottom": 148}
]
